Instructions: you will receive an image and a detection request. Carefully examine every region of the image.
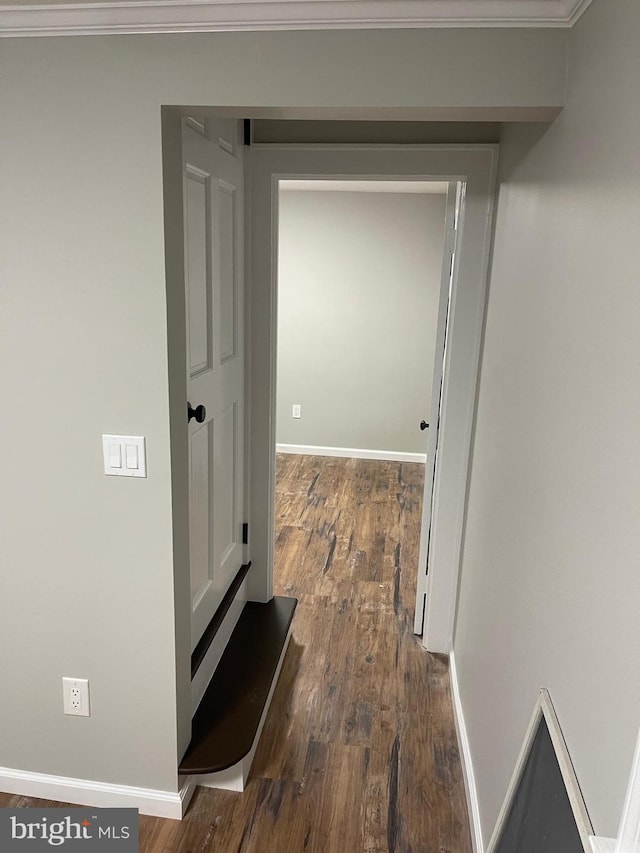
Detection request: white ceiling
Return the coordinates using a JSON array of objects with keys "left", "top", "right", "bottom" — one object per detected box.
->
[
  {"left": 280, "top": 180, "right": 449, "bottom": 194},
  {"left": 0, "top": 0, "right": 595, "bottom": 39}
]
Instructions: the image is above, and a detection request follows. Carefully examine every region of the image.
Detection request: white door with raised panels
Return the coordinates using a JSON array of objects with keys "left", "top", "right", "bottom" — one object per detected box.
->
[{"left": 183, "top": 119, "right": 245, "bottom": 651}]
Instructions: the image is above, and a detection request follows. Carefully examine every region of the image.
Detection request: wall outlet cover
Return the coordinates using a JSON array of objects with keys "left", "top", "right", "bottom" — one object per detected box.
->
[{"left": 63, "top": 677, "right": 90, "bottom": 717}]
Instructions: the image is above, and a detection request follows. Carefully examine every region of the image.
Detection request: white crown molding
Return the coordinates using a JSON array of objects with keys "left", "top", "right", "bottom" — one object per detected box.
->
[{"left": 0, "top": 0, "right": 595, "bottom": 38}]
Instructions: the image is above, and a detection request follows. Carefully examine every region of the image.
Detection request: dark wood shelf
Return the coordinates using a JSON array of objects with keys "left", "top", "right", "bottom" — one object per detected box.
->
[{"left": 179, "top": 596, "right": 297, "bottom": 775}]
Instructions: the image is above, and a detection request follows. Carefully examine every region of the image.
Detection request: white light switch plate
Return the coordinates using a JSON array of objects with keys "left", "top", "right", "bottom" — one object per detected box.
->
[{"left": 102, "top": 435, "right": 146, "bottom": 477}]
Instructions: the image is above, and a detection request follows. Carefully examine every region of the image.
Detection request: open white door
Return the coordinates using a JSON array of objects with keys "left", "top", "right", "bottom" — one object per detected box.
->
[
  {"left": 413, "top": 183, "right": 461, "bottom": 635},
  {"left": 183, "top": 119, "right": 245, "bottom": 651}
]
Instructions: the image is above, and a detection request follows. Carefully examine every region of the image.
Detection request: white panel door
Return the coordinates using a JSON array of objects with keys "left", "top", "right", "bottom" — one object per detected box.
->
[
  {"left": 183, "top": 120, "right": 245, "bottom": 651},
  {"left": 413, "top": 182, "right": 460, "bottom": 635}
]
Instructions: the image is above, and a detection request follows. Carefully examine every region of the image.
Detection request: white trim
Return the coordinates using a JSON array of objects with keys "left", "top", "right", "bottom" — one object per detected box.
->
[
  {"left": 0, "top": 0, "right": 596, "bottom": 38},
  {"left": 0, "top": 766, "right": 195, "bottom": 820},
  {"left": 590, "top": 839, "right": 616, "bottom": 853},
  {"left": 420, "top": 150, "right": 497, "bottom": 655},
  {"left": 281, "top": 179, "right": 449, "bottom": 194},
  {"left": 178, "top": 775, "right": 197, "bottom": 817},
  {"left": 613, "top": 723, "right": 640, "bottom": 853},
  {"left": 196, "top": 626, "right": 292, "bottom": 791},
  {"left": 486, "top": 689, "right": 594, "bottom": 852},
  {"left": 568, "top": 0, "right": 595, "bottom": 25},
  {"left": 275, "top": 443, "right": 426, "bottom": 464},
  {"left": 413, "top": 181, "right": 458, "bottom": 635},
  {"left": 589, "top": 721, "right": 640, "bottom": 852},
  {"left": 449, "top": 651, "right": 484, "bottom": 853}
]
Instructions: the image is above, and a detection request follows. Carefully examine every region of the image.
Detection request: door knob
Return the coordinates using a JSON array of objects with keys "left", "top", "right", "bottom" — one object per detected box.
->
[
  {"left": 188, "top": 403, "right": 207, "bottom": 424},
  {"left": 420, "top": 420, "right": 429, "bottom": 431}
]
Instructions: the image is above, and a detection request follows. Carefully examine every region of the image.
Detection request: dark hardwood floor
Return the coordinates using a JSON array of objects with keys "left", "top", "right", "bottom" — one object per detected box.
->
[{"left": 0, "top": 454, "right": 472, "bottom": 853}]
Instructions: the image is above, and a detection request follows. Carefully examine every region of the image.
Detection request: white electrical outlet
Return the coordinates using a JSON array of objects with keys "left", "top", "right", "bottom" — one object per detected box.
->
[
  {"left": 63, "top": 677, "right": 90, "bottom": 717},
  {"left": 292, "top": 404, "right": 301, "bottom": 419}
]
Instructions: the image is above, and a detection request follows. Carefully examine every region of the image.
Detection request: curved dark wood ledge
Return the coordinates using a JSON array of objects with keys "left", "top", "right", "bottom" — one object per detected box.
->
[{"left": 180, "top": 596, "right": 297, "bottom": 775}]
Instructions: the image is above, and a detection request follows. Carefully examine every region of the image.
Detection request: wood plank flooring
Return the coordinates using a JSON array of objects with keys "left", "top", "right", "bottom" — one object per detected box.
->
[{"left": 0, "top": 454, "right": 472, "bottom": 853}]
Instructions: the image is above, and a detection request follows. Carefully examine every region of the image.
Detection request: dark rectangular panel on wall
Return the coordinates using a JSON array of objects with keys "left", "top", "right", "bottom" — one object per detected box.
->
[
  {"left": 252, "top": 120, "right": 502, "bottom": 145},
  {"left": 495, "top": 715, "right": 585, "bottom": 853}
]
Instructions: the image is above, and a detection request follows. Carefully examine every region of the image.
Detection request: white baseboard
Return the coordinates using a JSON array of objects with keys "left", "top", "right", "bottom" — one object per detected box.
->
[
  {"left": 449, "top": 651, "right": 484, "bottom": 853},
  {"left": 276, "top": 443, "right": 426, "bottom": 464},
  {"left": 0, "top": 766, "right": 194, "bottom": 820},
  {"left": 589, "top": 838, "right": 616, "bottom": 853}
]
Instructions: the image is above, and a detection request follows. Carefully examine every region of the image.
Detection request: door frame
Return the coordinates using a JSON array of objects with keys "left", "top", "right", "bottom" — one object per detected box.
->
[
  {"left": 414, "top": 180, "right": 459, "bottom": 635},
  {"left": 247, "top": 143, "right": 498, "bottom": 654}
]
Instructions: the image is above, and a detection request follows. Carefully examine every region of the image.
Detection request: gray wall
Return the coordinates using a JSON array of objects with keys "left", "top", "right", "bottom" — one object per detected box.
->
[
  {"left": 454, "top": 0, "right": 640, "bottom": 841},
  {"left": 276, "top": 190, "right": 446, "bottom": 454},
  {"left": 0, "top": 26, "right": 567, "bottom": 796}
]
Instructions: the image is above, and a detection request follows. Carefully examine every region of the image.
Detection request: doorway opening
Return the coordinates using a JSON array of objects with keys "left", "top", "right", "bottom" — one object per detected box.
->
[
  {"left": 272, "top": 177, "right": 457, "bottom": 632},
  {"left": 247, "top": 142, "right": 496, "bottom": 657},
  {"left": 164, "top": 125, "right": 497, "bottom": 758}
]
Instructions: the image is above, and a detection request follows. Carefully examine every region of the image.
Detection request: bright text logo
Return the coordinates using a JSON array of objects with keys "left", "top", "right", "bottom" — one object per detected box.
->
[{"left": 1, "top": 808, "right": 138, "bottom": 850}]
